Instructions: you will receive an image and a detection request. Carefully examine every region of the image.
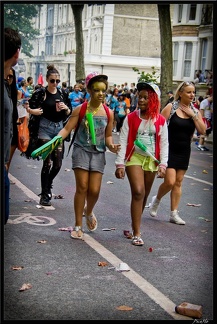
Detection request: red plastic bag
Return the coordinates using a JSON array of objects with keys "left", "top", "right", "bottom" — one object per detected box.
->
[
  {"left": 202, "top": 117, "right": 211, "bottom": 130},
  {"left": 17, "top": 116, "right": 30, "bottom": 152}
]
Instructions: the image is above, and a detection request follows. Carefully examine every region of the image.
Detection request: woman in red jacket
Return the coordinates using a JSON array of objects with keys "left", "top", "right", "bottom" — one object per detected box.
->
[{"left": 115, "top": 81, "right": 168, "bottom": 246}]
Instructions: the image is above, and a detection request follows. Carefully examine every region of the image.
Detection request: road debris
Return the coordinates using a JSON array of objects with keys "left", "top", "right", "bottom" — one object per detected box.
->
[
  {"left": 11, "top": 266, "right": 24, "bottom": 271},
  {"left": 98, "top": 261, "right": 108, "bottom": 267},
  {"left": 19, "top": 283, "right": 32, "bottom": 292},
  {"left": 116, "top": 305, "right": 133, "bottom": 311},
  {"left": 186, "top": 203, "right": 202, "bottom": 207}
]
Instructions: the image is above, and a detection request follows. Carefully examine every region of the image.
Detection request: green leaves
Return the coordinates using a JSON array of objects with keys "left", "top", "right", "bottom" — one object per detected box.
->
[
  {"left": 4, "top": 4, "right": 41, "bottom": 57},
  {"left": 132, "top": 66, "right": 160, "bottom": 83}
]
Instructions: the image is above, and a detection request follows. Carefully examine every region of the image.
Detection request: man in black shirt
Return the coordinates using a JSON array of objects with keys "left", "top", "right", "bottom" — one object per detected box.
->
[{"left": 165, "top": 90, "right": 174, "bottom": 106}]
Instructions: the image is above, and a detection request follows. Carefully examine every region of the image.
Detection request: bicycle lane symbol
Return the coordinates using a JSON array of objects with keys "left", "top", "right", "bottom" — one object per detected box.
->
[{"left": 8, "top": 213, "right": 56, "bottom": 226}]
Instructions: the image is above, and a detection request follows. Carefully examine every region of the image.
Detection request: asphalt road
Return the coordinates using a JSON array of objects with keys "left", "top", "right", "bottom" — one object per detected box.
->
[{"left": 3, "top": 138, "right": 213, "bottom": 321}]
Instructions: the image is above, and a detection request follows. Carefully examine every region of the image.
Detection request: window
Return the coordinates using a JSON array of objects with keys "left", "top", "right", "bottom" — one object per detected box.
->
[
  {"left": 47, "top": 5, "right": 54, "bottom": 28},
  {"left": 178, "top": 4, "right": 183, "bottom": 23},
  {"left": 201, "top": 39, "right": 207, "bottom": 73},
  {"left": 189, "top": 4, "right": 196, "bottom": 21},
  {"left": 183, "top": 43, "right": 192, "bottom": 77},
  {"left": 173, "top": 42, "right": 179, "bottom": 76},
  {"left": 58, "top": 4, "right": 62, "bottom": 23},
  {"left": 201, "top": 4, "right": 213, "bottom": 25},
  {"left": 46, "top": 36, "right": 53, "bottom": 55}
]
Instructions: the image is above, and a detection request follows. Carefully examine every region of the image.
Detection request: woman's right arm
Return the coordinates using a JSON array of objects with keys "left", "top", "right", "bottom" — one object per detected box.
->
[{"left": 161, "top": 103, "right": 173, "bottom": 121}]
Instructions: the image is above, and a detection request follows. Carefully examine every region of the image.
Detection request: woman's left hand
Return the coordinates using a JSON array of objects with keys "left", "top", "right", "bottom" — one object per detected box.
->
[
  {"left": 108, "top": 143, "right": 121, "bottom": 153},
  {"left": 157, "top": 166, "right": 166, "bottom": 178}
]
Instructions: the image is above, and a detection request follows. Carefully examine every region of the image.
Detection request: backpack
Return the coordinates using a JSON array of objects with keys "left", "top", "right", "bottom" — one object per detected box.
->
[
  {"left": 23, "top": 87, "right": 69, "bottom": 159},
  {"left": 67, "top": 102, "right": 110, "bottom": 156}
]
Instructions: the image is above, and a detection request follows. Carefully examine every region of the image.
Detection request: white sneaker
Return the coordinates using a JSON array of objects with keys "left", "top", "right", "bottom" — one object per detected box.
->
[
  {"left": 170, "top": 210, "right": 185, "bottom": 225},
  {"left": 197, "top": 145, "right": 205, "bottom": 151},
  {"left": 149, "top": 195, "right": 160, "bottom": 217}
]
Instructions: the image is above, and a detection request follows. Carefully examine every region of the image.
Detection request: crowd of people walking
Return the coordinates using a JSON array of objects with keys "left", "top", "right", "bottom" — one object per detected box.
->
[{"left": 4, "top": 28, "right": 213, "bottom": 249}]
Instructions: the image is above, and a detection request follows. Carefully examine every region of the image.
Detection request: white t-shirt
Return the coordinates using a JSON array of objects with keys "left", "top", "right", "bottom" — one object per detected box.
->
[{"left": 200, "top": 98, "right": 212, "bottom": 119}]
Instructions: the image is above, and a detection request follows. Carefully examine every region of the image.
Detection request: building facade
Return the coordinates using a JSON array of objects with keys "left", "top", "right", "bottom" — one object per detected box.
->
[{"left": 19, "top": 3, "right": 212, "bottom": 90}]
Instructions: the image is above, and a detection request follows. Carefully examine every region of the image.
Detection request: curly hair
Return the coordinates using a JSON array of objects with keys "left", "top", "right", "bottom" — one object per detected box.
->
[{"left": 146, "top": 89, "right": 160, "bottom": 119}]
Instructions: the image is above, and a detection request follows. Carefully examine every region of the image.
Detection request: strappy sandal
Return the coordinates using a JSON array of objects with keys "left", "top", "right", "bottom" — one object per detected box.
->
[
  {"left": 132, "top": 236, "right": 144, "bottom": 246},
  {"left": 83, "top": 206, "right": 98, "bottom": 232},
  {"left": 85, "top": 213, "right": 98, "bottom": 232},
  {"left": 70, "top": 226, "right": 84, "bottom": 240}
]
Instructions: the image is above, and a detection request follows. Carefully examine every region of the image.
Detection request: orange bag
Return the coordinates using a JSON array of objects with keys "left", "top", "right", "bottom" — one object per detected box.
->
[{"left": 17, "top": 116, "right": 30, "bottom": 152}]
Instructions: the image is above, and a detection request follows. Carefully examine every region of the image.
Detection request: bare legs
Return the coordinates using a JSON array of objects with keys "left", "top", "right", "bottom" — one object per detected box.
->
[
  {"left": 156, "top": 168, "right": 186, "bottom": 211},
  {"left": 73, "top": 168, "right": 103, "bottom": 228},
  {"left": 126, "top": 165, "right": 156, "bottom": 238}
]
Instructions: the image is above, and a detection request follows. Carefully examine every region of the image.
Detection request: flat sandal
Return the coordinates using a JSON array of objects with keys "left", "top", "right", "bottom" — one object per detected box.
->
[{"left": 70, "top": 226, "right": 84, "bottom": 240}]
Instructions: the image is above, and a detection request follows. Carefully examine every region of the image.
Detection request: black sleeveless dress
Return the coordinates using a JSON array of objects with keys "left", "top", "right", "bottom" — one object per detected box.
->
[{"left": 167, "top": 112, "right": 195, "bottom": 170}]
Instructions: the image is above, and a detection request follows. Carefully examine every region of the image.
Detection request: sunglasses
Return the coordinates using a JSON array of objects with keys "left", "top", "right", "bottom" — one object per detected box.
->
[
  {"left": 183, "top": 81, "right": 195, "bottom": 86},
  {"left": 180, "top": 81, "right": 195, "bottom": 87},
  {"left": 7, "top": 75, "right": 14, "bottom": 79},
  {"left": 179, "top": 81, "right": 195, "bottom": 90},
  {"left": 49, "top": 79, "right": 60, "bottom": 84}
]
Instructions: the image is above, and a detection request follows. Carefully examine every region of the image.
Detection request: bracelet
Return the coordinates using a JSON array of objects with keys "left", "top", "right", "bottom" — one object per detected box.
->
[
  {"left": 192, "top": 111, "right": 198, "bottom": 120},
  {"left": 159, "top": 163, "right": 167, "bottom": 170},
  {"left": 116, "top": 164, "right": 125, "bottom": 169},
  {"left": 192, "top": 114, "right": 199, "bottom": 121}
]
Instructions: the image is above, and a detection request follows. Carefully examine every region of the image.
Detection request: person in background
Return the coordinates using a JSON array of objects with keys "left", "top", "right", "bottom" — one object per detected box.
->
[
  {"left": 109, "top": 87, "right": 119, "bottom": 132},
  {"left": 57, "top": 72, "right": 121, "bottom": 240},
  {"left": 197, "top": 95, "right": 213, "bottom": 151},
  {"left": 130, "top": 82, "right": 136, "bottom": 92},
  {"left": 68, "top": 83, "right": 84, "bottom": 110},
  {"left": 123, "top": 90, "right": 131, "bottom": 111},
  {"left": 5, "top": 67, "right": 22, "bottom": 171},
  {"left": 194, "top": 70, "right": 205, "bottom": 84},
  {"left": 19, "top": 79, "right": 31, "bottom": 100},
  {"left": 193, "top": 95, "right": 204, "bottom": 146},
  {"left": 26, "top": 76, "right": 34, "bottom": 98},
  {"left": 105, "top": 89, "right": 112, "bottom": 107},
  {"left": 164, "top": 90, "right": 174, "bottom": 106},
  {"left": 115, "top": 93, "right": 127, "bottom": 135},
  {"left": 115, "top": 81, "right": 168, "bottom": 246},
  {"left": 130, "top": 88, "right": 138, "bottom": 112},
  {"left": 123, "top": 82, "right": 129, "bottom": 91},
  {"left": 61, "top": 81, "right": 71, "bottom": 110},
  {"left": 149, "top": 81, "right": 206, "bottom": 225},
  {"left": 28, "top": 64, "right": 71, "bottom": 206},
  {"left": 16, "top": 76, "right": 24, "bottom": 89},
  {"left": 34, "top": 83, "right": 44, "bottom": 91},
  {"left": 77, "top": 79, "right": 90, "bottom": 102},
  {"left": 4, "top": 27, "right": 22, "bottom": 225}
]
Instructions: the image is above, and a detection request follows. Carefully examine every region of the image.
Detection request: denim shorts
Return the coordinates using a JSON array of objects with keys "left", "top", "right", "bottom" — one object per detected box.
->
[
  {"left": 38, "top": 117, "right": 63, "bottom": 140},
  {"left": 72, "top": 145, "right": 106, "bottom": 174}
]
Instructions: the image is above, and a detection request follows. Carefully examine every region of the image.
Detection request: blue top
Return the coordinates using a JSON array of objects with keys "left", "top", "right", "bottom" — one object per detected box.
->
[
  {"left": 109, "top": 96, "right": 119, "bottom": 111},
  {"left": 69, "top": 91, "right": 84, "bottom": 109}
]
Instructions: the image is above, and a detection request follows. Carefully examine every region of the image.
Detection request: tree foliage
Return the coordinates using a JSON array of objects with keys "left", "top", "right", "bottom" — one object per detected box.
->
[
  {"left": 132, "top": 66, "right": 160, "bottom": 83},
  {"left": 4, "top": 4, "right": 41, "bottom": 57}
]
